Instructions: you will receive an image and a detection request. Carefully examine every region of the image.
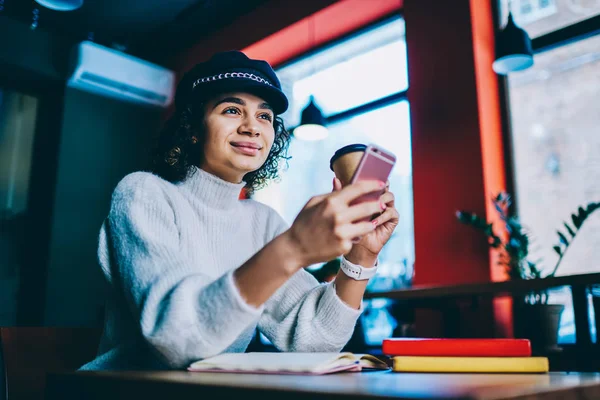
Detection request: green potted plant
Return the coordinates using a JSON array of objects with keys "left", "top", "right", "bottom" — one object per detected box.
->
[{"left": 456, "top": 192, "right": 599, "bottom": 352}]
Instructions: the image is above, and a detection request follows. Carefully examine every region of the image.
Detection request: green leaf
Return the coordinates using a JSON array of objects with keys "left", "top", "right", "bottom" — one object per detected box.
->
[
  {"left": 557, "top": 231, "right": 569, "bottom": 246},
  {"left": 484, "top": 223, "right": 493, "bottom": 236},
  {"left": 578, "top": 206, "right": 587, "bottom": 222},
  {"left": 528, "top": 262, "right": 542, "bottom": 279},
  {"left": 563, "top": 222, "right": 576, "bottom": 238},
  {"left": 587, "top": 203, "right": 599, "bottom": 213},
  {"left": 493, "top": 203, "right": 504, "bottom": 217},
  {"left": 572, "top": 213, "right": 583, "bottom": 230},
  {"left": 456, "top": 211, "right": 469, "bottom": 223},
  {"left": 553, "top": 245, "right": 562, "bottom": 256}
]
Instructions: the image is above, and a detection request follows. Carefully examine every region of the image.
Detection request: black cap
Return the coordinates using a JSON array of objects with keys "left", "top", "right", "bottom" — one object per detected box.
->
[
  {"left": 329, "top": 143, "right": 367, "bottom": 171},
  {"left": 174, "top": 51, "right": 289, "bottom": 115}
]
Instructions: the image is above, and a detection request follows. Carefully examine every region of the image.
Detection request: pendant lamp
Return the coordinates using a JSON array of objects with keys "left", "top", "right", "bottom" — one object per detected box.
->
[
  {"left": 34, "top": 0, "right": 83, "bottom": 11},
  {"left": 293, "top": 15, "right": 328, "bottom": 141},
  {"left": 294, "top": 96, "right": 328, "bottom": 141},
  {"left": 493, "top": 12, "right": 534, "bottom": 75}
]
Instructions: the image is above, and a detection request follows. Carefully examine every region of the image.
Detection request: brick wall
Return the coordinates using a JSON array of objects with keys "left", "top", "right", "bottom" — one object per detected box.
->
[{"left": 507, "top": 0, "right": 600, "bottom": 277}]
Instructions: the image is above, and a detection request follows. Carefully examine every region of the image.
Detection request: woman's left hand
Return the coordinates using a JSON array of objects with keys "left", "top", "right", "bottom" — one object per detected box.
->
[{"left": 333, "top": 178, "right": 399, "bottom": 258}]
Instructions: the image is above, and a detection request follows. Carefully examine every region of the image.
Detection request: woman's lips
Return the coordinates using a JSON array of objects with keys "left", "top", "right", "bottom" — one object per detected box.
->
[{"left": 230, "top": 142, "right": 262, "bottom": 156}]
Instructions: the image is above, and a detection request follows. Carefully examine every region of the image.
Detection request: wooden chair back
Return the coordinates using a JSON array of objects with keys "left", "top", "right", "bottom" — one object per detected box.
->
[{"left": 0, "top": 327, "right": 101, "bottom": 400}]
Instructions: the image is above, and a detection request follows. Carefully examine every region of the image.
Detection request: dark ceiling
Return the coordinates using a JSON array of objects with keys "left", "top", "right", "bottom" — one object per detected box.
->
[{"left": 1, "top": 0, "right": 270, "bottom": 65}]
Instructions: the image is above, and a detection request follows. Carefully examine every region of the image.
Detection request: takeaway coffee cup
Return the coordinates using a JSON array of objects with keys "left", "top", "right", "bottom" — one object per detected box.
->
[{"left": 329, "top": 143, "right": 367, "bottom": 187}]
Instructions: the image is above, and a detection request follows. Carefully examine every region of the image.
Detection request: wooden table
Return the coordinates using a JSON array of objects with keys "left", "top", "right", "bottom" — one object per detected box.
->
[{"left": 46, "top": 370, "right": 600, "bottom": 400}]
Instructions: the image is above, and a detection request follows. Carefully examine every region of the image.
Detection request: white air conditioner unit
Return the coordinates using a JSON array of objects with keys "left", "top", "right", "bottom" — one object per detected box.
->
[{"left": 67, "top": 41, "right": 175, "bottom": 108}]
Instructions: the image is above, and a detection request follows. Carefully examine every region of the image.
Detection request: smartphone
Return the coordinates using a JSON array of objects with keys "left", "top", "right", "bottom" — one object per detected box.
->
[{"left": 349, "top": 144, "right": 396, "bottom": 209}]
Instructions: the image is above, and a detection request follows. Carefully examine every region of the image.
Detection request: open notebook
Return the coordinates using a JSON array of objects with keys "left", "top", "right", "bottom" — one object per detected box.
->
[{"left": 188, "top": 352, "right": 390, "bottom": 375}]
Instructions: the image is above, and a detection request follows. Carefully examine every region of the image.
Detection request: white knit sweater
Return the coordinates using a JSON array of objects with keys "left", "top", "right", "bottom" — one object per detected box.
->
[{"left": 80, "top": 167, "right": 362, "bottom": 370}]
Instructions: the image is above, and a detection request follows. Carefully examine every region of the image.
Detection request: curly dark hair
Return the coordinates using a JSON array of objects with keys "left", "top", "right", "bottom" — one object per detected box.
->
[{"left": 150, "top": 101, "right": 291, "bottom": 195}]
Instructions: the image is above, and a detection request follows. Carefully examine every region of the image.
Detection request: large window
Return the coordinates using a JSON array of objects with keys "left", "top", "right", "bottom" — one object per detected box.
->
[
  {"left": 253, "top": 17, "right": 414, "bottom": 345},
  {"left": 0, "top": 89, "right": 39, "bottom": 324},
  {"left": 505, "top": 1, "right": 600, "bottom": 343}
]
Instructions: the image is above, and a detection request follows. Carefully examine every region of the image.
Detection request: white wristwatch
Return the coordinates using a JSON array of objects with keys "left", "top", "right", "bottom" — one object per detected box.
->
[{"left": 340, "top": 256, "right": 378, "bottom": 281}]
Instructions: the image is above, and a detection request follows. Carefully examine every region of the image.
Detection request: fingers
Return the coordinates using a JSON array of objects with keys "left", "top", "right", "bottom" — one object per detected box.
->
[
  {"left": 380, "top": 191, "right": 395, "bottom": 208},
  {"left": 372, "top": 205, "right": 399, "bottom": 226},
  {"left": 334, "top": 177, "right": 342, "bottom": 191},
  {"left": 343, "top": 200, "right": 385, "bottom": 223},
  {"left": 332, "top": 177, "right": 342, "bottom": 192},
  {"left": 334, "top": 180, "right": 385, "bottom": 204},
  {"left": 335, "top": 221, "right": 376, "bottom": 241}
]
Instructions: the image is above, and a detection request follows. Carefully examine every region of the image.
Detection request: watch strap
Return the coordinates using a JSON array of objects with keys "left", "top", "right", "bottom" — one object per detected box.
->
[{"left": 340, "top": 255, "right": 378, "bottom": 281}]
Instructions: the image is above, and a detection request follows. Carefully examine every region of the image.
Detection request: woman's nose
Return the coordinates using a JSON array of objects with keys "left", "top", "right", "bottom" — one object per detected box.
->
[{"left": 238, "top": 119, "right": 260, "bottom": 136}]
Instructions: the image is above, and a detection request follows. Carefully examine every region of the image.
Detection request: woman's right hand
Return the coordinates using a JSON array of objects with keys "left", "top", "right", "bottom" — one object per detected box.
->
[{"left": 283, "top": 180, "right": 386, "bottom": 268}]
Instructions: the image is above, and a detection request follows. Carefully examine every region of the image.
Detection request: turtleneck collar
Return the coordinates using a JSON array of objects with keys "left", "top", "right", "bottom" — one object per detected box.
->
[{"left": 178, "top": 166, "right": 247, "bottom": 210}]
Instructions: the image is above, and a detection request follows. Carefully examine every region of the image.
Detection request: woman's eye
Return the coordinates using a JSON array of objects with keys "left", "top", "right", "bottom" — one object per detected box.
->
[
  {"left": 223, "top": 107, "right": 240, "bottom": 115},
  {"left": 259, "top": 113, "right": 273, "bottom": 122}
]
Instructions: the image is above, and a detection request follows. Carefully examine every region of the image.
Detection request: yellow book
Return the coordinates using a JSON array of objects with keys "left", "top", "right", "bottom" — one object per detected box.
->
[{"left": 393, "top": 356, "right": 549, "bottom": 373}]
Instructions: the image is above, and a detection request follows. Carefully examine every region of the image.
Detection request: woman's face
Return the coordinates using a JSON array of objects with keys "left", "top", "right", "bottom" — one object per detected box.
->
[{"left": 199, "top": 91, "right": 276, "bottom": 183}]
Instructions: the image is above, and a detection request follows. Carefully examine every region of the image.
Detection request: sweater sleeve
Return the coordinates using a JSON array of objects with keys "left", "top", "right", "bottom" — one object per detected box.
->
[
  {"left": 104, "top": 173, "right": 262, "bottom": 368},
  {"left": 257, "top": 208, "right": 363, "bottom": 352}
]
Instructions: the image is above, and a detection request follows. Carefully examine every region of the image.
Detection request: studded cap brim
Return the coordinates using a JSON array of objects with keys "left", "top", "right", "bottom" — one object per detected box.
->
[{"left": 189, "top": 77, "right": 288, "bottom": 115}]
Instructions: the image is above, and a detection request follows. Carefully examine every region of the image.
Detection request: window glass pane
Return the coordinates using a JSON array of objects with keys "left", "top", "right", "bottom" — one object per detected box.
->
[
  {"left": 500, "top": 0, "right": 600, "bottom": 38},
  {"left": 507, "top": 34, "right": 600, "bottom": 343},
  {"left": 0, "top": 89, "right": 39, "bottom": 325},
  {"left": 253, "top": 101, "right": 415, "bottom": 279},
  {"left": 277, "top": 17, "right": 407, "bottom": 126}
]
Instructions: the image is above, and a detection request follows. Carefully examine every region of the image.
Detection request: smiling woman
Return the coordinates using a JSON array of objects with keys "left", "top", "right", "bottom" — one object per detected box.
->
[
  {"left": 199, "top": 93, "right": 277, "bottom": 185},
  {"left": 150, "top": 90, "right": 289, "bottom": 194},
  {"left": 79, "top": 50, "right": 399, "bottom": 371},
  {"left": 149, "top": 53, "right": 292, "bottom": 195}
]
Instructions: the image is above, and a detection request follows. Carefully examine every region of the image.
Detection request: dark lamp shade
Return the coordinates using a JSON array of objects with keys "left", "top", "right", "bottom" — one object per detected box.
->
[
  {"left": 493, "top": 13, "right": 534, "bottom": 75},
  {"left": 294, "top": 97, "right": 328, "bottom": 141}
]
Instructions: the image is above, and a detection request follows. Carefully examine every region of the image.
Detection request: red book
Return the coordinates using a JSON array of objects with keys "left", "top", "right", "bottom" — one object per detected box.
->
[{"left": 382, "top": 338, "right": 532, "bottom": 357}]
